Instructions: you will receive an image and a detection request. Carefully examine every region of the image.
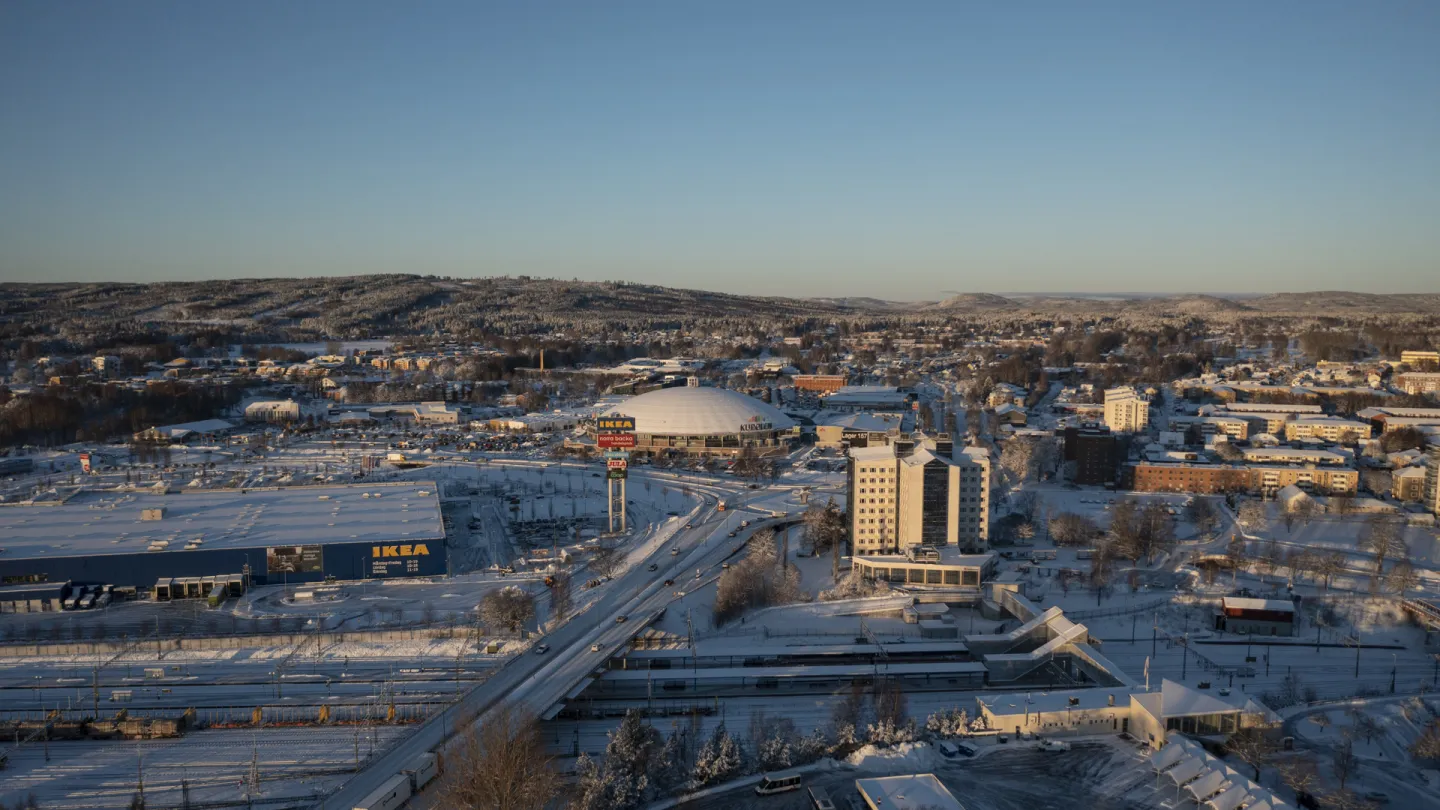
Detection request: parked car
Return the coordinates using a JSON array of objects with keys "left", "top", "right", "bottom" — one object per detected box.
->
[
  {"left": 1036, "top": 739, "right": 1070, "bottom": 752},
  {"left": 936, "top": 741, "right": 974, "bottom": 759}
]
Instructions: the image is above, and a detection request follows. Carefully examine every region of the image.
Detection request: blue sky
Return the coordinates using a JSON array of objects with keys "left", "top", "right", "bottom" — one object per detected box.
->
[{"left": 1, "top": 1, "right": 1437, "bottom": 298}]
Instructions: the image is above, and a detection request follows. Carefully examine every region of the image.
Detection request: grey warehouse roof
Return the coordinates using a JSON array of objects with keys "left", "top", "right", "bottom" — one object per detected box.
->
[{"left": 0, "top": 482, "right": 443, "bottom": 559}]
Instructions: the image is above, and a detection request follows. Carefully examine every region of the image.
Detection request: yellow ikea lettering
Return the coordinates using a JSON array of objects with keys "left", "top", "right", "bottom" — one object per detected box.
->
[{"left": 372, "top": 544, "right": 429, "bottom": 558}]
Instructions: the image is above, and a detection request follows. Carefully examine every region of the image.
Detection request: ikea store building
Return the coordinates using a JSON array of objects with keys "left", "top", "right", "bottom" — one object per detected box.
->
[{"left": 0, "top": 482, "right": 447, "bottom": 595}]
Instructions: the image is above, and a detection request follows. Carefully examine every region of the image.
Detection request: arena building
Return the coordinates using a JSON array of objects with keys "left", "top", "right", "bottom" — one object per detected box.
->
[
  {"left": 589, "top": 384, "right": 798, "bottom": 457},
  {"left": 0, "top": 482, "right": 446, "bottom": 595}
]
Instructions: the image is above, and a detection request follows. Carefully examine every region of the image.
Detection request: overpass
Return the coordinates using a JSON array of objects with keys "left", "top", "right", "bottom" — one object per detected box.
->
[{"left": 315, "top": 496, "right": 793, "bottom": 809}]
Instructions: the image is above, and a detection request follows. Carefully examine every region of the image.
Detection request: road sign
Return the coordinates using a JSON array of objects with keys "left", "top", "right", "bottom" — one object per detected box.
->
[
  {"left": 597, "top": 416, "right": 635, "bottom": 432},
  {"left": 607, "top": 458, "right": 628, "bottom": 471},
  {"left": 607, "top": 468, "right": 628, "bottom": 480},
  {"left": 598, "top": 433, "right": 637, "bottom": 449}
]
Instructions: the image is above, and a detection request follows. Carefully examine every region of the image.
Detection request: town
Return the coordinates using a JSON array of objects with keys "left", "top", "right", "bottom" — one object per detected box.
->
[{"left": 0, "top": 283, "right": 1438, "bottom": 810}]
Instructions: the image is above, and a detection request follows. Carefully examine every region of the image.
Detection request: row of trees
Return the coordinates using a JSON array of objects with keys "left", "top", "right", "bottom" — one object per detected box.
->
[{"left": 713, "top": 529, "right": 804, "bottom": 626}]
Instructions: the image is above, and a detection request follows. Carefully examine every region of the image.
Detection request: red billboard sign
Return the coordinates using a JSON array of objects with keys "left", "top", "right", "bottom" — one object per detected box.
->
[
  {"left": 597, "top": 433, "right": 637, "bottom": 449},
  {"left": 607, "top": 458, "right": 628, "bottom": 470}
]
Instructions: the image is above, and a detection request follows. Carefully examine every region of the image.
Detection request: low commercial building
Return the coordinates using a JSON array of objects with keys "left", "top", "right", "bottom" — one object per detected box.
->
[
  {"left": 822, "top": 385, "right": 914, "bottom": 413},
  {"left": 814, "top": 411, "right": 913, "bottom": 449},
  {"left": 368, "top": 402, "right": 462, "bottom": 425},
  {"left": 0, "top": 482, "right": 446, "bottom": 589},
  {"left": 851, "top": 549, "right": 997, "bottom": 589},
  {"left": 244, "top": 399, "right": 302, "bottom": 423},
  {"left": 1215, "top": 597, "right": 1296, "bottom": 636},
  {"left": 977, "top": 679, "right": 1277, "bottom": 749},
  {"left": 856, "top": 775, "right": 964, "bottom": 810},
  {"left": 133, "top": 418, "right": 238, "bottom": 443}
]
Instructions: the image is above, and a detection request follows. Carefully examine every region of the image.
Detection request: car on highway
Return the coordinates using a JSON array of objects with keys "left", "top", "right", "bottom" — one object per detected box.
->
[
  {"left": 663, "top": 579, "right": 674, "bottom": 586},
  {"left": 671, "top": 548, "right": 680, "bottom": 555},
  {"left": 648, "top": 563, "right": 659, "bottom": 571},
  {"left": 591, "top": 643, "right": 602, "bottom": 652},
  {"left": 534, "top": 644, "right": 550, "bottom": 655},
  {"left": 615, "top": 615, "right": 628, "bottom": 623},
  {"left": 1036, "top": 739, "right": 1070, "bottom": 752}
]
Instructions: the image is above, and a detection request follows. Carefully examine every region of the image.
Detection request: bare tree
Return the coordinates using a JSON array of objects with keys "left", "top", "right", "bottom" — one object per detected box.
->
[
  {"left": 1050, "top": 512, "right": 1099, "bottom": 546},
  {"left": 550, "top": 572, "right": 573, "bottom": 623},
  {"left": 1225, "top": 538, "right": 1247, "bottom": 584},
  {"left": 435, "top": 706, "right": 558, "bottom": 810},
  {"left": 1318, "top": 551, "right": 1348, "bottom": 591},
  {"left": 589, "top": 543, "right": 623, "bottom": 580},
  {"left": 1225, "top": 727, "right": 1277, "bottom": 780},
  {"left": 1361, "top": 515, "right": 1402, "bottom": 578},
  {"left": 1332, "top": 733, "right": 1357, "bottom": 790},
  {"left": 1184, "top": 497, "right": 1218, "bottom": 538},
  {"left": 478, "top": 587, "right": 535, "bottom": 636},
  {"left": 1388, "top": 557, "right": 1419, "bottom": 598},
  {"left": 1236, "top": 500, "right": 1268, "bottom": 534}
]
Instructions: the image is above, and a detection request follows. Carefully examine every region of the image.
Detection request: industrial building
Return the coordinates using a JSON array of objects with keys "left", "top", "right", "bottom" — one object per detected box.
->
[{"left": 0, "top": 482, "right": 446, "bottom": 592}]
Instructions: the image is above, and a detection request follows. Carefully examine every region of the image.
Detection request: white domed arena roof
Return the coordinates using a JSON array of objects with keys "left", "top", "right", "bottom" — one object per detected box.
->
[{"left": 608, "top": 387, "right": 795, "bottom": 436}]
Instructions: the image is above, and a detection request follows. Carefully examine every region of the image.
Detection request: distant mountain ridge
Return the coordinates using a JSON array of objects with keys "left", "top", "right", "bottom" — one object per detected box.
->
[{"left": 3, "top": 277, "right": 1438, "bottom": 344}]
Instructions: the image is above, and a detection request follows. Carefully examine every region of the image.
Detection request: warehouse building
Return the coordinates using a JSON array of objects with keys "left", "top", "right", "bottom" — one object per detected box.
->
[{"left": 0, "top": 482, "right": 446, "bottom": 592}]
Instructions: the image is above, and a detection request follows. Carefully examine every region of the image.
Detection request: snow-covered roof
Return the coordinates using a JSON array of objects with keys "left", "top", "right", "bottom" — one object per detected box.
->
[
  {"left": 601, "top": 386, "right": 793, "bottom": 436},
  {"left": 1160, "top": 679, "right": 1250, "bottom": 717},
  {"left": 855, "top": 774, "right": 964, "bottom": 810},
  {"left": 0, "top": 481, "right": 443, "bottom": 558}
]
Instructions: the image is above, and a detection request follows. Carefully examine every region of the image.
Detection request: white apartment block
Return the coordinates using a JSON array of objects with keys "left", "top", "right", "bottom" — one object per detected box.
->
[
  {"left": 848, "top": 438, "right": 990, "bottom": 556},
  {"left": 1103, "top": 387, "right": 1150, "bottom": 433},
  {"left": 1400, "top": 350, "right": 1440, "bottom": 366}
]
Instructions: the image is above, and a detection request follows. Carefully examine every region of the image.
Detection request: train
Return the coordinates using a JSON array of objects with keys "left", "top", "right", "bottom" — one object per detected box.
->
[{"left": 352, "top": 751, "right": 439, "bottom": 810}]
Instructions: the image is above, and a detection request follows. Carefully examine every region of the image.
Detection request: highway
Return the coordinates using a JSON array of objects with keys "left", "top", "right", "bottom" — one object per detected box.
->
[{"left": 318, "top": 475, "right": 782, "bottom": 809}]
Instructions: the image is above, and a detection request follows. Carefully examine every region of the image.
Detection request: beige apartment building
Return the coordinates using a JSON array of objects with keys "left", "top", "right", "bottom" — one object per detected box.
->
[
  {"left": 1104, "top": 387, "right": 1150, "bottom": 433},
  {"left": 1283, "top": 417, "right": 1371, "bottom": 443},
  {"left": 1426, "top": 444, "right": 1440, "bottom": 517},
  {"left": 848, "top": 437, "right": 990, "bottom": 555},
  {"left": 1396, "top": 372, "right": 1440, "bottom": 395},
  {"left": 1400, "top": 350, "right": 1440, "bottom": 366}
]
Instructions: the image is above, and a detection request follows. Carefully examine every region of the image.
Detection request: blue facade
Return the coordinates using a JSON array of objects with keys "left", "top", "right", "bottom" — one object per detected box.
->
[{"left": 0, "top": 539, "right": 447, "bottom": 589}]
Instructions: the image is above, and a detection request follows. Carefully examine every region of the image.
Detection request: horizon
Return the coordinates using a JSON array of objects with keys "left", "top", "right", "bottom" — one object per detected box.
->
[{"left": 2, "top": 2, "right": 1438, "bottom": 296}]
